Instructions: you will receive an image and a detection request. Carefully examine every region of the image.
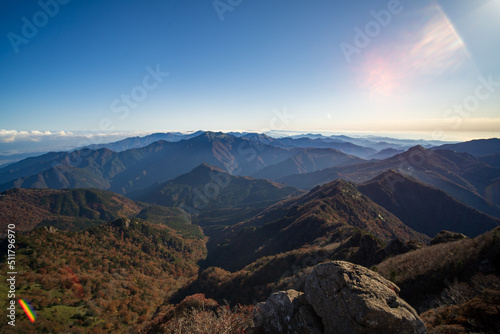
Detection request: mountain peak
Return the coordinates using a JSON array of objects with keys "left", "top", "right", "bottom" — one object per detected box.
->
[
  {"left": 391, "top": 145, "right": 432, "bottom": 162},
  {"left": 193, "top": 163, "right": 228, "bottom": 174},
  {"left": 369, "top": 169, "right": 409, "bottom": 182},
  {"left": 407, "top": 145, "right": 427, "bottom": 153},
  {"left": 302, "top": 179, "right": 360, "bottom": 203},
  {"left": 358, "top": 169, "right": 500, "bottom": 237},
  {"left": 359, "top": 170, "right": 430, "bottom": 194},
  {"left": 196, "top": 131, "right": 232, "bottom": 141},
  {"left": 167, "top": 163, "right": 229, "bottom": 187}
]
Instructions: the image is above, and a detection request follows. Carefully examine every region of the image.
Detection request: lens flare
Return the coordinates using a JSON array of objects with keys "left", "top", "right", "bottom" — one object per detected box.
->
[
  {"left": 357, "top": 3, "right": 472, "bottom": 101},
  {"left": 407, "top": 4, "right": 471, "bottom": 75},
  {"left": 19, "top": 299, "right": 36, "bottom": 322}
]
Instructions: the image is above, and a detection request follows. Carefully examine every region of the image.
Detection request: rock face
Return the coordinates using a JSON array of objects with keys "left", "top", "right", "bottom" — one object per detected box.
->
[
  {"left": 288, "top": 304, "right": 324, "bottom": 334},
  {"left": 253, "top": 261, "right": 425, "bottom": 334},
  {"left": 43, "top": 225, "right": 58, "bottom": 234},
  {"left": 253, "top": 290, "right": 323, "bottom": 334},
  {"left": 254, "top": 290, "right": 303, "bottom": 334},
  {"left": 305, "top": 261, "right": 426, "bottom": 334},
  {"left": 430, "top": 230, "right": 468, "bottom": 245}
]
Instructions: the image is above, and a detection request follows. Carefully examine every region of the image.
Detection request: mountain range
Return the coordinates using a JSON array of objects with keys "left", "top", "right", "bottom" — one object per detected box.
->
[
  {"left": 1, "top": 132, "right": 499, "bottom": 220},
  {"left": 82, "top": 131, "right": 206, "bottom": 152},
  {"left": 358, "top": 170, "right": 500, "bottom": 237},
  {"left": 280, "top": 145, "right": 500, "bottom": 218},
  {"left": 81, "top": 130, "right": 447, "bottom": 157},
  {"left": 0, "top": 132, "right": 364, "bottom": 194},
  {"left": 203, "top": 179, "right": 429, "bottom": 272},
  {"left": 252, "top": 148, "right": 364, "bottom": 180},
  {"left": 0, "top": 131, "right": 499, "bottom": 332},
  {"left": 432, "top": 138, "right": 500, "bottom": 156}
]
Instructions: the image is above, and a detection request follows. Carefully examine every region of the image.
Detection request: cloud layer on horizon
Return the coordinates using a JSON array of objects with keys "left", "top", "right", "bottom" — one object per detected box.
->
[
  {"left": 0, "top": 130, "right": 74, "bottom": 143},
  {"left": 0, "top": 130, "right": 150, "bottom": 155}
]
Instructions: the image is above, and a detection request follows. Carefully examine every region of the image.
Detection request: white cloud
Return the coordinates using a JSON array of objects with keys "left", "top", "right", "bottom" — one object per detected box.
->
[
  {"left": 0, "top": 129, "right": 158, "bottom": 155},
  {"left": 0, "top": 137, "right": 16, "bottom": 143},
  {"left": 0, "top": 129, "right": 74, "bottom": 142}
]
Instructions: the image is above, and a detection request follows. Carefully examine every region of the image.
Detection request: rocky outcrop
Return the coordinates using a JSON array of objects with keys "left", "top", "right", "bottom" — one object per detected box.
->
[
  {"left": 430, "top": 230, "right": 468, "bottom": 245},
  {"left": 253, "top": 261, "right": 426, "bottom": 334},
  {"left": 305, "top": 261, "right": 426, "bottom": 334},
  {"left": 253, "top": 290, "right": 303, "bottom": 333},
  {"left": 288, "top": 304, "right": 324, "bottom": 334},
  {"left": 43, "top": 225, "right": 58, "bottom": 234},
  {"left": 253, "top": 290, "right": 323, "bottom": 334}
]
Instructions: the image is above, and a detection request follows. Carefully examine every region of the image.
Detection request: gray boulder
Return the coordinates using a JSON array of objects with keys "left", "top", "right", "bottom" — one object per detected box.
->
[
  {"left": 254, "top": 290, "right": 303, "bottom": 334},
  {"left": 288, "top": 304, "right": 324, "bottom": 334},
  {"left": 305, "top": 261, "right": 426, "bottom": 334}
]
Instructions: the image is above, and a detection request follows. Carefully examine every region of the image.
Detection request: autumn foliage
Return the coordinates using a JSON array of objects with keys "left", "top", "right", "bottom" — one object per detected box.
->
[
  {"left": 143, "top": 294, "right": 254, "bottom": 334},
  {"left": 0, "top": 218, "right": 206, "bottom": 333}
]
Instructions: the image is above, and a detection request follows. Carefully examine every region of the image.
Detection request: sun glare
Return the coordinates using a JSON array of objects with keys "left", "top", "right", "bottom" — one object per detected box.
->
[{"left": 357, "top": 3, "right": 472, "bottom": 101}]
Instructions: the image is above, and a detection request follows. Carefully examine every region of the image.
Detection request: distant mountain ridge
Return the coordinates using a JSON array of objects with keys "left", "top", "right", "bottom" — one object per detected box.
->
[
  {"left": 80, "top": 131, "right": 380, "bottom": 157},
  {"left": 82, "top": 131, "right": 394, "bottom": 157},
  {"left": 1, "top": 133, "right": 498, "bottom": 221},
  {"left": 0, "top": 132, "right": 364, "bottom": 194},
  {"left": 358, "top": 170, "right": 500, "bottom": 237},
  {"left": 433, "top": 138, "right": 500, "bottom": 156},
  {"left": 0, "top": 151, "right": 50, "bottom": 168},
  {"left": 82, "top": 131, "right": 205, "bottom": 152},
  {"left": 0, "top": 133, "right": 288, "bottom": 194},
  {"left": 279, "top": 145, "right": 500, "bottom": 218},
  {"left": 268, "top": 136, "right": 376, "bottom": 158},
  {"left": 251, "top": 148, "right": 364, "bottom": 180},
  {"left": 368, "top": 148, "right": 405, "bottom": 160},
  {"left": 130, "top": 163, "right": 303, "bottom": 212}
]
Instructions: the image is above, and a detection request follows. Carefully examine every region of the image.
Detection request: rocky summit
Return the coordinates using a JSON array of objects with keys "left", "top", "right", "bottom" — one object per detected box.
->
[{"left": 253, "top": 261, "right": 426, "bottom": 334}]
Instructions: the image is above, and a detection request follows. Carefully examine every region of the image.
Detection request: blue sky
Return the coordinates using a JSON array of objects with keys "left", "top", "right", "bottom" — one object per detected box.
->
[{"left": 0, "top": 0, "right": 499, "bottom": 151}]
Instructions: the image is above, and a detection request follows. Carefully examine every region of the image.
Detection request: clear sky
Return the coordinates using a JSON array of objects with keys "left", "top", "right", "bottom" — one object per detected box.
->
[{"left": 1, "top": 0, "right": 499, "bottom": 148}]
